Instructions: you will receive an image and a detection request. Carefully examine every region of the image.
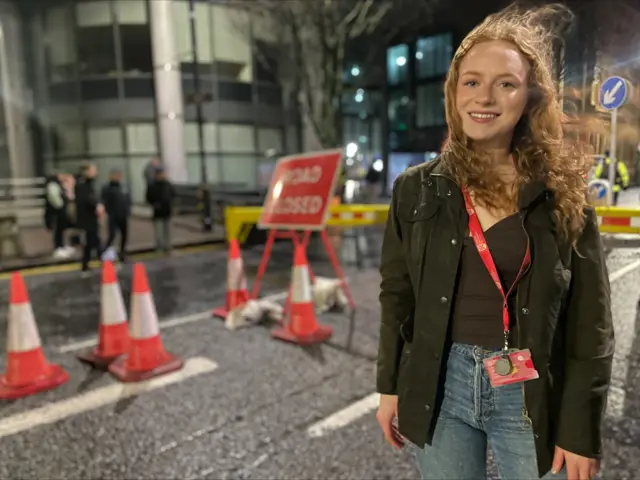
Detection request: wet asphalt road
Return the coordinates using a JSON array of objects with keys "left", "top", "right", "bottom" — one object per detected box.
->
[{"left": 0, "top": 240, "right": 639, "bottom": 480}]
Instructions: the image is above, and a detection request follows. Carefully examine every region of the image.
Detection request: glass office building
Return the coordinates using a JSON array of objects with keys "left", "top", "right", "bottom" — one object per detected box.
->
[{"left": 6, "top": 0, "right": 298, "bottom": 203}]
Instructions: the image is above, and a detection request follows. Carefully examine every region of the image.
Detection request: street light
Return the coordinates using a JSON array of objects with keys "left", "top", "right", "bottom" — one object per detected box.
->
[{"left": 188, "top": 0, "right": 212, "bottom": 231}]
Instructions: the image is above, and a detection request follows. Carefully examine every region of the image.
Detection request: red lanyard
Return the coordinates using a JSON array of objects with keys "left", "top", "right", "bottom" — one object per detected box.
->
[{"left": 461, "top": 186, "right": 531, "bottom": 350}]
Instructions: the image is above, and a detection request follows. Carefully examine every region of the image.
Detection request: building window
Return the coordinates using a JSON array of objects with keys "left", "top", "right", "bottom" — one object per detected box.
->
[
  {"left": 88, "top": 126, "right": 124, "bottom": 155},
  {"left": 219, "top": 154, "right": 258, "bottom": 188},
  {"left": 52, "top": 125, "right": 85, "bottom": 157},
  {"left": 388, "top": 90, "right": 411, "bottom": 132},
  {"left": 116, "top": 0, "right": 152, "bottom": 74},
  {"left": 219, "top": 124, "right": 255, "bottom": 152},
  {"left": 45, "top": 6, "right": 76, "bottom": 83},
  {"left": 126, "top": 123, "right": 157, "bottom": 154},
  {"left": 416, "top": 33, "right": 453, "bottom": 79},
  {"left": 184, "top": 122, "right": 218, "bottom": 153},
  {"left": 172, "top": 1, "right": 215, "bottom": 75},
  {"left": 212, "top": 6, "right": 253, "bottom": 83},
  {"left": 76, "top": 2, "right": 117, "bottom": 76},
  {"left": 387, "top": 44, "right": 409, "bottom": 86},
  {"left": 416, "top": 83, "right": 446, "bottom": 127},
  {"left": 257, "top": 128, "right": 283, "bottom": 154}
]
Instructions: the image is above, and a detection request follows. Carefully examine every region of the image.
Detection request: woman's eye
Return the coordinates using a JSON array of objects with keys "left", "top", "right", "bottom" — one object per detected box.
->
[
  {"left": 464, "top": 80, "right": 478, "bottom": 87},
  {"left": 499, "top": 81, "right": 515, "bottom": 88}
]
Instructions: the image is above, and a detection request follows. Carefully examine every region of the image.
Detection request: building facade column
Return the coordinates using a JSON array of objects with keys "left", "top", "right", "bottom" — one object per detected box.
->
[
  {"left": 149, "top": 0, "right": 187, "bottom": 183},
  {"left": 0, "top": 2, "right": 35, "bottom": 179}
]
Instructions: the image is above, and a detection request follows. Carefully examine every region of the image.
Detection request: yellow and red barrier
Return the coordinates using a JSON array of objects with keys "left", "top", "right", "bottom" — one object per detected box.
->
[
  {"left": 224, "top": 204, "right": 640, "bottom": 244},
  {"left": 596, "top": 207, "right": 640, "bottom": 234}
]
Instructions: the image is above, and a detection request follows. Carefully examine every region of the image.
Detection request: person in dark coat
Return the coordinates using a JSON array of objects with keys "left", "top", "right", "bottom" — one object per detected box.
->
[
  {"left": 145, "top": 167, "right": 174, "bottom": 253},
  {"left": 101, "top": 168, "right": 131, "bottom": 261},
  {"left": 74, "top": 163, "right": 104, "bottom": 273},
  {"left": 376, "top": 5, "right": 613, "bottom": 480}
]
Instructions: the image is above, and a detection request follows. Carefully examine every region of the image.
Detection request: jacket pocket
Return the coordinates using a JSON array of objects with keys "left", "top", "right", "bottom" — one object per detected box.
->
[
  {"left": 397, "top": 342, "right": 412, "bottom": 396},
  {"left": 397, "top": 200, "right": 440, "bottom": 273}
]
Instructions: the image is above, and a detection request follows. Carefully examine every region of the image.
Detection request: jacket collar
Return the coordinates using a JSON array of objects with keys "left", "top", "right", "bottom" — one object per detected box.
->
[{"left": 427, "top": 153, "right": 551, "bottom": 211}]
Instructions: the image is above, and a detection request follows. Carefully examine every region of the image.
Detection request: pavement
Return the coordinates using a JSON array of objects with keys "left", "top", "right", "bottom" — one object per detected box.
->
[
  {"left": 2, "top": 214, "right": 224, "bottom": 272},
  {"left": 0, "top": 240, "right": 639, "bottom": 479}
]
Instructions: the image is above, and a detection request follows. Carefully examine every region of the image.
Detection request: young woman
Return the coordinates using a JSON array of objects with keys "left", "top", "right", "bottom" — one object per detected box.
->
[{"left": 376, "top": 4, "right": 614, "bottom": 480}]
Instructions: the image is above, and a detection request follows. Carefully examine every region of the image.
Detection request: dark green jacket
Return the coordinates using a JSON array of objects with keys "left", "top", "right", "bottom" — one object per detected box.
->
[{"left": 377, "top": 155, "right": 614, "bottom": 477}]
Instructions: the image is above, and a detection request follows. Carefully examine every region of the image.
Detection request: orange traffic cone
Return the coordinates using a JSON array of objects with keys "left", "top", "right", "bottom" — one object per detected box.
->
[
  {"left": 212, "top": 239, "right": 249, "bottom": 319},
  {"left": 77, "top": 261, "right": 129, "bottom": 369},
  {"left": 272, "top": 245, "right": 333, "bottom": 345},
  {"left": 0, "top": 272, "right": 69, "bottom": 399},
  {"left": 108, "top": 263, "right": 183, "bottom": 382}
]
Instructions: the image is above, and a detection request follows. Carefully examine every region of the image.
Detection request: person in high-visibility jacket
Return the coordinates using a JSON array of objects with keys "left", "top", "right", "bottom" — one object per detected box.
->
[{"left": 594, "top": 150, "right": 630, "bottom": 204}]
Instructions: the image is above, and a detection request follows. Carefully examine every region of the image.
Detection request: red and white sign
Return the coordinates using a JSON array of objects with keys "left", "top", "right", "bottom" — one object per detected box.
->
[{"left": 259, "top": 149, "right": 343, "bottom": 230}]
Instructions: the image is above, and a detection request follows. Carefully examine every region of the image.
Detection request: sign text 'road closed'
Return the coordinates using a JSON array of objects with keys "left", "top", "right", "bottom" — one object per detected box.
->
[{"left": 259, "top": 150, "right": 343, "bottom": 230}]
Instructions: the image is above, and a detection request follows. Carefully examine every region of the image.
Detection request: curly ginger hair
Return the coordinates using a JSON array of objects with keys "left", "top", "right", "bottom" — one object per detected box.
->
[{"left": 442, "top": 3, "right": 591, "bottom": 244}]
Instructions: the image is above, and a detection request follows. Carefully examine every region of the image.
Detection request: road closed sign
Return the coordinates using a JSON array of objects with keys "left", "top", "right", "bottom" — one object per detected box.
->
[{"left": 258, "top": 149, "right": 343, "bottom": 230}]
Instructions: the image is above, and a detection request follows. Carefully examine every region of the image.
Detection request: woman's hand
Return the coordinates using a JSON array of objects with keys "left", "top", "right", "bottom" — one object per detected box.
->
[
  {"left": 376, "top": 394, "right": 404, "bottom": 449},
  {"left": 552, "top": 446, "right": 599, "bottom": 479}
]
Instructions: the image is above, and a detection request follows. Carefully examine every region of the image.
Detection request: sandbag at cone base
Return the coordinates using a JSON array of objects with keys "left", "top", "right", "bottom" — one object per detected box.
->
[
  {"left": 272, "top": 246, "right": 333, "bottom": 346},
  {"left": 77, "top": 262, "right": 129, "bottom": 369},
  {"left": 213, "top": 240, "right": 249, "bottom": 319},
  {"left": 0, "top": 273, "right": 69, "bottom": 399},
  {"left": 212, "top": 289, "right": 249, "bottom": 319},
  {"left": 108, "top": 263, "right": 183, "bottom": 383}
]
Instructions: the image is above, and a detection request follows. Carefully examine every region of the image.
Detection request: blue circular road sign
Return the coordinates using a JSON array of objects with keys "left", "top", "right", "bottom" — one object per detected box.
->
[{"left": 599, "top": 76, "right": 629, "bottom": 110}]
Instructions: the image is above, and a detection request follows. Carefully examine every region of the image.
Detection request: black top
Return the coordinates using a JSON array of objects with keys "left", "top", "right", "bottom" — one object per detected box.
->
[{"left": 451, "top": 213, "right": 528, "bottom": 349}]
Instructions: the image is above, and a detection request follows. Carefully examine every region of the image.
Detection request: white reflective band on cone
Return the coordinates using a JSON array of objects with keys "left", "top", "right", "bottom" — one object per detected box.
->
[
  {"left": 100, "top": 283, "right": 127, "bottom": 326},
  {"left": 7, "top": 303, "right": 42, "bottom": 352},
  {"left": 291, "top": 265, "right": 312, "bottom": 303},
  {"left": 227, "top": 258, "right": 247, "bottom": 290},
  {"left": 631, "top": 217, "right": 640, "bottom": 227},
  {"left": 129, "top": 292, "right": 160, "bottom": 339},
  {"left": 596, "top": 216, "right": 603, "bottom": 225}
]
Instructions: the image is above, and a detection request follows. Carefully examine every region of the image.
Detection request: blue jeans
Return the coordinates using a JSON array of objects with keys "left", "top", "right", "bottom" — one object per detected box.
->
[{"left": 412, "top": 343, "right": 566, "bottom": 480}]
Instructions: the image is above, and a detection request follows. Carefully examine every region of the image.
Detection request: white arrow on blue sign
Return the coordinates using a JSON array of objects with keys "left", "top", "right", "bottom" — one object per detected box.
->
[{"left": 599, "top": 76, "right": 628, "bottom": 110}]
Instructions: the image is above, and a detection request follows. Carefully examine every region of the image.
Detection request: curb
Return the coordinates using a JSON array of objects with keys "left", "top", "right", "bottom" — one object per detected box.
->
[{"left": 0, "top": 238, "right": 226, "bottom": 275}]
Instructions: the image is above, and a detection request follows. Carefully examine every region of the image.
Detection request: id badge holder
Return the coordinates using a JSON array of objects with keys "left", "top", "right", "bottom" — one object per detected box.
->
[{"left": 483, "top": 349, "right": 539, "bottom": 388}]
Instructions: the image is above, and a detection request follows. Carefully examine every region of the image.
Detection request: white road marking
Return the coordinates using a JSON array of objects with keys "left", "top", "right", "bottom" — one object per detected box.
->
[
  {"left": 307, "top": 393, "right": 380, "bottom": 438},
  {"left": 609, "top": 259, "right": 640, "bottom": 284},
  {"left": 305, "top": 259, "right": 640, "bottom": 437},
  {"left": 0, "top": 357, "right": 218, "bottom": 439},
  {"left": 607, "top": 259, "right": 640, "bottom": 418},
  {"left": 58, "top": 290, "right": 290, "bottom": 354}
]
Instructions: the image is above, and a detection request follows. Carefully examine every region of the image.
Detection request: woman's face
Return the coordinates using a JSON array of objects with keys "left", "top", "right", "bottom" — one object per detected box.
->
[{"left": 455, "top": 40, "right": 530, "bottom": 150}]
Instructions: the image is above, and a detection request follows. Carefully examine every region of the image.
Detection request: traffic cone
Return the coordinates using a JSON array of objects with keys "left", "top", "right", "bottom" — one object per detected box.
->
[
  {"left": 212, "top": 239, "right": 249, "bottom": 319},
  {"left": 108, "top": 263, "right": 183, "bottom": 382},
  {"left": 272, "top": 244, "right": 333, "bottom": 345},
  {"left": 77, "top": 261, "right": 129, "bottom": 369},
  {"left": 0, "top": 272, "right": 69, "bottom": 399}
]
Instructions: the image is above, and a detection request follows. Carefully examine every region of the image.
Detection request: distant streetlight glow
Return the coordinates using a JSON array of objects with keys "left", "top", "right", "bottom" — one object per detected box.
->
[
  {"left": 351, "top": 66, "right": 360, "bottom": 76},
  {"left": 396, "top": 56, "right": 407, "bottom": 67},
  {"left": 346, "top": 142, "right": 358, "bottom": 157}
]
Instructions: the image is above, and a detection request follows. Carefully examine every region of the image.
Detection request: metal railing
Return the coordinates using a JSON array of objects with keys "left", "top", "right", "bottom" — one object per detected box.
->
[{"left": 0, "top": 177, "right": 47, "bottom": 228}]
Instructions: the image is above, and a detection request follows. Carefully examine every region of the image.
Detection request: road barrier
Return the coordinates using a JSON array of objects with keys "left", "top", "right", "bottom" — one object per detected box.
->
[
  {"left": 596, "top": 207, "right": 640, "bottom": 234},
  {"left": 225, "top": 204, "right": 389, "bottom": 244},
  {"left": 225, "top": 203, "right": 640, "bottom": 243}
]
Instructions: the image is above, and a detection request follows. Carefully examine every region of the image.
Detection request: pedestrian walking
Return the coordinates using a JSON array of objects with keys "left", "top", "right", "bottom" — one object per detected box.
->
[{"left": 146, "top": 167, "right": 175, "bottom": 253}]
